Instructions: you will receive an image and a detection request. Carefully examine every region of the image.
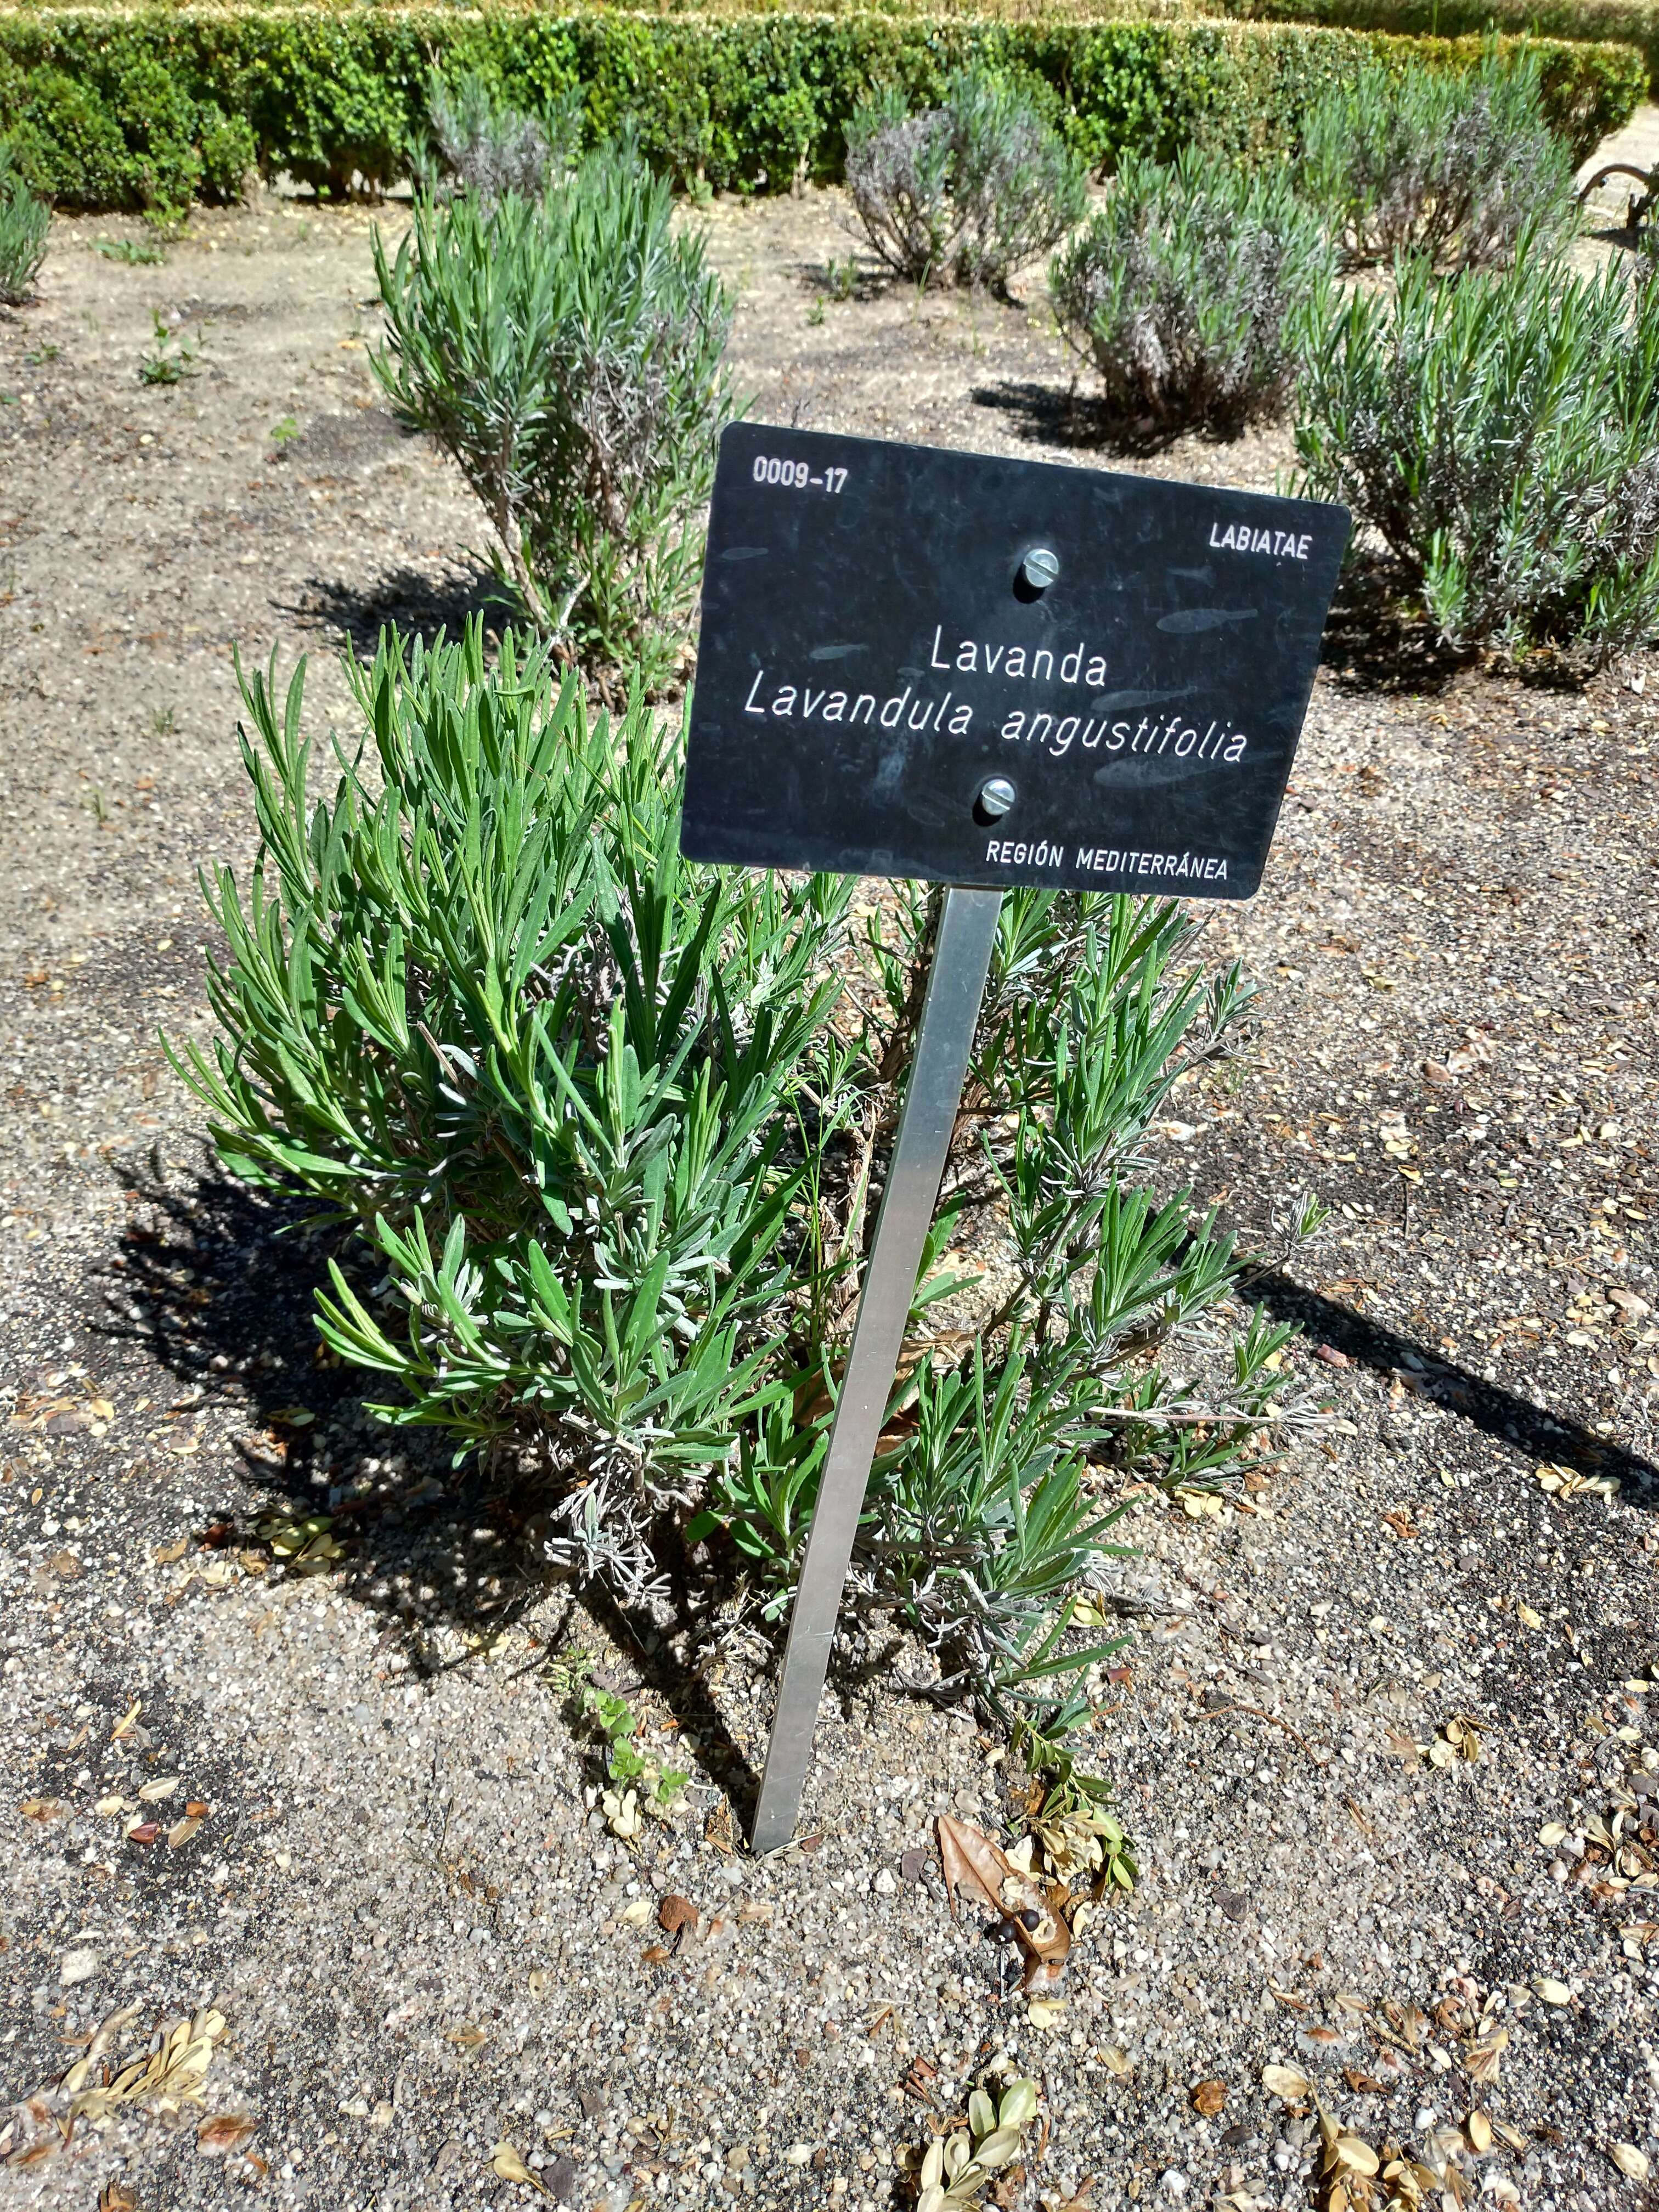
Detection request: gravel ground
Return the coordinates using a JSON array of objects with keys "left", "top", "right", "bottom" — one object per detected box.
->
[{"left": 1, "top": 185, "right": 1657, "bottom": 2212}]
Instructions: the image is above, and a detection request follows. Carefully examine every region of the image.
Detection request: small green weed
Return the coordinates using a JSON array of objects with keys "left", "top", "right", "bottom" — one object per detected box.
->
[
  {"left": 268, "top": 414, "right": 300, "bottom": 449},
  {"left": 138, "top": 312, "right": 197, "bottom": 387},
  {"left": 546, "top": 1647, "right": 691, "bottom": 1831},
  {"left": 825, "top": 255, "right": 859, "bottom": 300},
  {"left": 97, "top": 237, "right": 165, "bottom": 266},
  {"left": 24, "top": 343, "right": 60, "bottom": 366},
  {"left": 580, "top": 1683, "right": 689, "bottom": 1835}
]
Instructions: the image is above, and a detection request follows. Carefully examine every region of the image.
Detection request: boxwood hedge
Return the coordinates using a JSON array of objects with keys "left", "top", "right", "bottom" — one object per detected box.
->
[
  {"left": 1211, "top": 0, "right": 1659, "bottom": 99},
  {"left": 0, "top": 8, "right": 1641, "bottom": 212}
]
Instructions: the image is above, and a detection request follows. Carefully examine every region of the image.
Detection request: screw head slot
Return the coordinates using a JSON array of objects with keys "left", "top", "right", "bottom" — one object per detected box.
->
[
  {"left": 977, "top": 776, "right": 1017, "bottom": 821},
  {"left": 1020, "top": 546, "right": 1060, "bottom": 592}
]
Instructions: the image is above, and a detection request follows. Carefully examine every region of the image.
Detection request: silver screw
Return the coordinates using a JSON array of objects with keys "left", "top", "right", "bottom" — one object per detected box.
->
[
  {"left": 1021, "top": 546, "right": 1060, "bottom": 592},
  {"left": 978, "top": 776, "right": 1017, "bottom": 820}
]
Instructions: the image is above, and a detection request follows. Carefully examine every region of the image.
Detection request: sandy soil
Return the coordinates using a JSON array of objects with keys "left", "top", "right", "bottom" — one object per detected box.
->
[{"left": 1, "top": 185, "right": 1656, "bottom": 2212}]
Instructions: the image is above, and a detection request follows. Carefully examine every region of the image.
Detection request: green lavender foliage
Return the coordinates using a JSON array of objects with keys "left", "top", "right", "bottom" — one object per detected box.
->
[
  {"left": 1050, "top": 150, "right": 1333, "bottom": 436},
  {"left": 371, "top": 144, "right": 735, "bottom": 693},
  {"left": 844, "top": 67, "right": 1087, "bottom": 294},
  {"left": 0, "top": 140, "right": 48, "bottom": 304},
  {"left": 1300, "top": 46, "right": 1577, "bottom": 268},
  {"left": 701, "top": 889, "right": 1302, "bottom": 1770},
  {"left": 1295, "top": 242, "right": 1659, "bottom": 663},
  {"left": 171, "top": 622, "right": 858, "bottom": 1600},
  {"left": 179, "top": 629, "right": 1307, "bottom": 1764}
]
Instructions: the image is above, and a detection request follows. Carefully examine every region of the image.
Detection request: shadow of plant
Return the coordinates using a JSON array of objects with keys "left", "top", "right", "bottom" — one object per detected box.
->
[
  {"left": 88, "top": 1144, "right": 789, "bottom": 1822},
  {"left": 284, "top": 561, "right": 511, "bottom": 658},
  {"left": 970, "top": 375, "right": 1187, "bottom": 455}
]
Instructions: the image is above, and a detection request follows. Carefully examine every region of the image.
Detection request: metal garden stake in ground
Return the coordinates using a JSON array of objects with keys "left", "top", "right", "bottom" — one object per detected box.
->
[{"left": 682, "top": 423, "right": 1348, "bottom": 1854}]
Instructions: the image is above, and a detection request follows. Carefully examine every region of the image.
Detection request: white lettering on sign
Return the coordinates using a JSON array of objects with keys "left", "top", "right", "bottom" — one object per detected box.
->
[
  {"left": 1209, "top": 521, "right": 1312, "bottom": 560},
  {"left": 742, "top": 667, "right": 975, "bottom": 734},
  {"left": 1000, "top": 711, "right": 1245, "bottom": 763},
  {"left": 984, "top": 842, "right": 1226, "bottom": 879},
  {"left": 984, "top": 839, "right": 1068, "bottom": 870},
  {"left": 742, "top": 638, "right": 1257, "bottom": 770},
  {"left": 929, "top": 627, "right": 1109, "bottom": 686},
  {"left": 1070, "top": 848, "right": 1228, "bottom": 881}
]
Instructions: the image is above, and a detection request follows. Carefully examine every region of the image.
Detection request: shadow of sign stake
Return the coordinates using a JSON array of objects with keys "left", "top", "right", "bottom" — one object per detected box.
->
[{"left": 681, "top": 423, "right": 1348, "bottom": 1853}]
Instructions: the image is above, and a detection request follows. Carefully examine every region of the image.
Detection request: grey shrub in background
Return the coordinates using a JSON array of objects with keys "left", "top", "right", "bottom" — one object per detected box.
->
[
  {"left": 1299, "top": 47, "right": 1577, "bottom": 271},
  {"left": 411, "top": 69, "right": 583, "bottom": 206},
  {"left": 371, "top": 141, "right": 735, "bottom": 695},
  {"left": 1051, "top": 150, "right": 1331, "bottom": 439},
  {"left": 845, "top": 69, "right": 1087, "bottom": 296}
]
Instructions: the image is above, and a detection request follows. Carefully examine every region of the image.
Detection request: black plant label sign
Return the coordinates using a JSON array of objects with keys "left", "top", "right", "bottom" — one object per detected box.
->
[{"left": 682, "top": 424, "right": 1348, "bottom": 898}]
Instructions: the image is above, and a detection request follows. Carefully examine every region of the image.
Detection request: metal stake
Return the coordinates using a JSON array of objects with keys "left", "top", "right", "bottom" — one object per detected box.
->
[{"left": 751, "top": 885, "right": 1003, "bottom": 1855}]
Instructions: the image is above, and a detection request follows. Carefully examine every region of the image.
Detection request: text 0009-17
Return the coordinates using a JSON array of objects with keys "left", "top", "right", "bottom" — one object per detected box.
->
[{"left": 752, "top": 454, "right": 848, "bottom": 493}]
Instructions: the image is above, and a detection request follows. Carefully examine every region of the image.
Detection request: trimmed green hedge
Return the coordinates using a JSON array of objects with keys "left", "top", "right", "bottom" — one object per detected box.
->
[
  {"left": 1212, "top": 0, "right": 1659, "bottom": 98},
  {"left": 0, "top": 9, "right": 1641, "bottom": 212}
]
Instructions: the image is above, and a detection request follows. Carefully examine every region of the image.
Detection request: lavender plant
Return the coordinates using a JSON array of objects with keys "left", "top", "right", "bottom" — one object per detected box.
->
[
  {"left": 1296, "top": 241, "right": 1659, "bottom": 664},
  {"left": 0, "top": 144, "right": 48, "bottom": 306},
  {"left": 1051, "top": 150, "right": 1330, "bottom": 438},
  {"left": 845, "top": 69, "right": 1086, "bottom": 296},
  {"left": 1300, "top": 47, "right": 1576, "bottom": 272},
  {"left": 371, "top": 143, "right": 735, "bottom": 694},
  {"left": 179, "top": 623, "right": 1319, "bottom": 1775}
]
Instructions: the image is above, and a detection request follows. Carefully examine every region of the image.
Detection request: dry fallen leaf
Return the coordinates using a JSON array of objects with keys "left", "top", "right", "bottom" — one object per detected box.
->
[
  {"left": 111, "top": 1701, "right": 142, "bottom": 1740},
  {"left": 936, "top": 1814, "right": 1070, "bottom": 1991},
  {"left": 1262, "top": 2064, "right": 1311, "bottom": 2102},
  {"left": 198, "top": 2112, "right": 257, "bottom": 2155},
  {"left": 1098, "top": 2046, "right": 1131, "bottom": 2078},
  {"left": 1611, "top": 2143, "right": 1651, "bottom": 2181},
  {"left": 98, "top": 2183, "right": 139, "bottom": 2212},
  {"left": 443, "top": 2023, "right": 488, "bottom": 2051},
  {"left": 167, "top": 1816, "right": 202, "bottom": 1849},
  {"left": 658, "top": 1893, "right": 698, "bottom": 1943},
  {"left": 1462, "top": 2027, "right": 1508, "bottom": 2085},
  {"left": 20, "top": 1798, "right": 64, "bottom": 1822},
  {"left": 1027, "top": 1997, "right": 1068, "bottom": 2029},
  {"left": 1533, "top": 1977, "right": 1572, "bottom": 2006},
  {"left": 490, "top": 2140, "right": 548, "bottom": 2194},
  {"left": 641, "top": 1944, "right": 670, "bottom": 1965},
  {"left": 1190, "top": 2078, "right": 1227, "bottom": 2116},
  {"left": 1331, "top": 2137, "right": 1380, "bottom": 2178},
  {"left": 71, "top": 2005, "right": 229, "bottom": 2123}
]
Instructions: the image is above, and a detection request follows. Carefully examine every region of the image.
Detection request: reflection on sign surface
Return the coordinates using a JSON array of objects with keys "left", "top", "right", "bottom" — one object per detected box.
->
[{"left": 682, "top": 424, "right": 1348, "bottom": 898}]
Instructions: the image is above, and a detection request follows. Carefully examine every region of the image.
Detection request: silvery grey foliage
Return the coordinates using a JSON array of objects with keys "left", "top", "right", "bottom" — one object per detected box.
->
[
  {"left": 845, "top": 69, "right": 1087, "bottom": 296},
  {"left": 1050, "top": 150, "right": 1331, "bottom": 437},
  {"left": 1300, "top": 47, "right": 1576, "bottom": 272},
  {"left": 1296, "top": 240, "right": 1659, "bottom": 665},
  {"left": 183, "top": 630, "right": 1317, "bottom": 1787},
  {"left": 372, "top": 142, "right": 735, "bottom": 691},
  {"left": 413, "top": 69, "right": 579, "bottom": 205}
]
